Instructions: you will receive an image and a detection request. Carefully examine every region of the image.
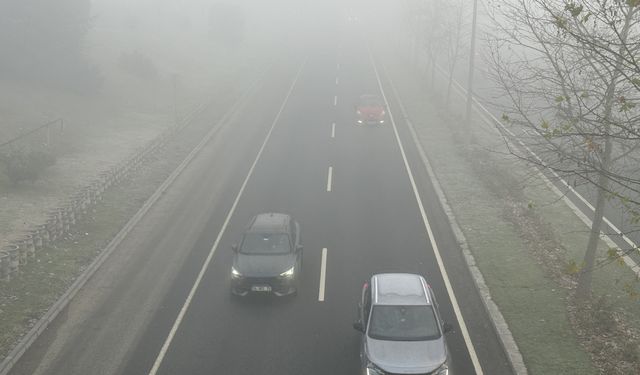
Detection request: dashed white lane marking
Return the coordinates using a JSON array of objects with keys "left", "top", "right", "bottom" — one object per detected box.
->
[
  {"left": 146, "top": 59, "right": 308, "bottom": 375},
  {"left": 336, "top": 77, "right": 340, "bottom": 85},
  {"left": 327, "top": 166, "right": 333, "bottom": 192},
  {"left": 367, "top": 46, "right": 485, "bottom": 375},
  {"left": 318, "top": 248, "right": 327, "bottom": 301},
  {"left": 337, "top": 63, "right": 340, "bottom": 70},
  {"left": 334, "top": 95, "right": 338, "bottom": 106},
  {"left": 331, "top": 123, "right": 336, "bottom": 138}
]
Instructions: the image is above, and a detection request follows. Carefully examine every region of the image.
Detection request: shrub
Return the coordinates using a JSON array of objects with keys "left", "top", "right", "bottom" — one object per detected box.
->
[
  {"left": 0, "top": 148, "right": 56, "bottom": 185},
  {"left": 118, "top": 50, "right": 159, "bottom": 81}
]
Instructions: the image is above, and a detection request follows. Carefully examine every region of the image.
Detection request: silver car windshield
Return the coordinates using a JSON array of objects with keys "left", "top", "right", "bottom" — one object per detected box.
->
[
  {"left": 368, "top": 305, "right": 441, "bottom": 341},
  {"left": 240, "top": 233, "right": 291, "bottom": 255}
]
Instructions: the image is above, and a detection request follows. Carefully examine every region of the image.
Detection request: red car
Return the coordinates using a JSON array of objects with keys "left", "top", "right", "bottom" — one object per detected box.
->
[{"left": 356, "top": 94, "right": 386, "bottom": 124}]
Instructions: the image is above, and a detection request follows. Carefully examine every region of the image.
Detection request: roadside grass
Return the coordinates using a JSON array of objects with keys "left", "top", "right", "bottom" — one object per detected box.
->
[
  {"left": 0, "top": 152, "right": 175, "bottom": 359},
  {"left": 382, "top": 58, "right": 601, "bottom": 373}
]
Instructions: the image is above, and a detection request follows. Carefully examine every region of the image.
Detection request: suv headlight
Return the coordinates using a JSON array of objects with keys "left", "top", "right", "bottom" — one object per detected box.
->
[
  {"left": 365, "top": 365, "right": 385, "bottom": 375},
  {"left": 279, "top": 267, "right": 295, "bottom": 278},
  {"left": 434, "top": 363, "right": 449, "bottom": 375},
  {"left": 231, "top": 267, "right": 242, "bottom": 278}
]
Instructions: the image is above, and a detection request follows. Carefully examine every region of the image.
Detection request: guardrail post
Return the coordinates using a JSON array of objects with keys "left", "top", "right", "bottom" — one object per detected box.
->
[
  {"left": 46, "top": 216, "right": 58, "bottom": 242},
  {"left": 0, "top": 251, "right": 9, "bottom": 281},
  {"left": 5, "top": 244, "right": 19, "bottom": 276},
  {"left": 39, "top": 224, "right": 50, "bottom": 247},
  {"left": 66, "top": 204, "right": 76, "bottom": 227},
  {"left": 31, "top": 229, "right": 43, "bottom": 251},
  {"left": 59, "top": 208, "right": 70, "bottom": 234},
  {"left": 17, "top": 239, "right": 29, "bottom": 264}
]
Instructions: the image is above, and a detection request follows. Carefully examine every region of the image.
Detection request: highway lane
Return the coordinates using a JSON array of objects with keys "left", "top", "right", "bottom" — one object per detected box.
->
[
  {"left": 128, "top": 13, "right": 513, "bottom": 375},
  {"left": 7, "top": 3, "right": 515, "bottom": 375},
  {"left": 6, "top": 58, "right": 306, "bottom": 375}
]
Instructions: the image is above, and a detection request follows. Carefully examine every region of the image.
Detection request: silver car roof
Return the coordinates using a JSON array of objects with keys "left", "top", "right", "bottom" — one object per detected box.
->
[{"left": 371, "top": 273, "right": 431, "bottom": 306}]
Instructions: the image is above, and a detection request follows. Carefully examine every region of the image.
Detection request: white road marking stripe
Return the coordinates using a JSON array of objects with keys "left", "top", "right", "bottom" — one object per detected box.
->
[
  {"left": 334, "top": 95, "right": 338, "bottom": 106},
  {"left": 337, "top": 63, "right": 340, "bottom": 70},
  {"left": 336, "top": 77, "right": 340, "bottom": 85},
  {"left": 318, "top": 248, "right": 327, "bottom": 301},
  {"left": 146, "top": 59, "right": 308, "bottom": 375},
  {"left": 331, "top": 122, "right": 336, "bottom": 138},
  {"left": 327, "top": 166, "right": 333, "bottom": 192},
  {"left": 368, "top": 47, "right": 485, "bottom": 375}
]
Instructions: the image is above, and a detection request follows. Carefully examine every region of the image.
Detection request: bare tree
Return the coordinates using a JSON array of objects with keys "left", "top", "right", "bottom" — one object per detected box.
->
[
  {"left": 486, "top": 0, "right": 640, "bottom": 301},
  {"left": 441, "top": 0, "right": 469, "bottom": 107}
]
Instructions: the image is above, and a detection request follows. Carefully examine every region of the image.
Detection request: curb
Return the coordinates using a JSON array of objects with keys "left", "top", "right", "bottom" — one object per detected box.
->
[
  {"left": 379, "top": 62, "right": 528, "bottom": 375},
  {"left": 0, "top": 74, "right": 265, "bottom": 375}
]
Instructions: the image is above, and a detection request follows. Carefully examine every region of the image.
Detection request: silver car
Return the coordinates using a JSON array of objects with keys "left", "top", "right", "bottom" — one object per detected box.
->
[{"left": 353, "top": 273, "right": 452, "bottom": 375}]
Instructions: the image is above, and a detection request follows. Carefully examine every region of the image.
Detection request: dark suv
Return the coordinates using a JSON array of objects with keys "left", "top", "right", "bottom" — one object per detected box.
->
[{"left": 230, "top": 213, "right": 302, "bottom": 296}]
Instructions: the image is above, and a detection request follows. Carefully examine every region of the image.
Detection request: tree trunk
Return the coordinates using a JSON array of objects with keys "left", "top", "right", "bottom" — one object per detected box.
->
[
  {"left": 574, "top": 6, "right": 634, "bottom": 301},
  {"left": 575, "top": 141, "right": 611, "bottom": 301}
]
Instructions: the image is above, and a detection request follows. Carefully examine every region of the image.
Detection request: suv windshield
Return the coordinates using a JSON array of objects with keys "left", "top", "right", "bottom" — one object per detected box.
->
[
  {"left": 240, "top": 233, "right": 291, "bottom": 254},
  {"left": 368, "top": 305, "right": 441, "bottom": 341}
]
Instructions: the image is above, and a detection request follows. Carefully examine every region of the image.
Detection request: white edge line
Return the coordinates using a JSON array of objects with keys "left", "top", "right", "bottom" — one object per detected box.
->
[
  {"left": 147, "top": 58, "right": 308, "bottom": 375},
  {"left": 381, "top": 63, "right": 528, "bottom": 375},
  {"left": 439, "top": 64, "right": 640, "bottom": 275},
  {"left": 368, "top": 46, "right": 485, "bottom": 375},
  {"left": 327, "top": 166, "right": 333, "bottom": 192},
  {"left": 318, "top": 248, "right": 327, "bottom": 301}
]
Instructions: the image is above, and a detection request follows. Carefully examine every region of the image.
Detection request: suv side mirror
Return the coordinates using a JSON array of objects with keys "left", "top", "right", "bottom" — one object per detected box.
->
[
  {"left": 231, "top": 243, "right": 238, "bottom": 252},
  {"left": 352, "top": 321, "right": 365, "bottom": 333},
  {"left": 442, "top": 322, "right": 453, "bottom": 334}
]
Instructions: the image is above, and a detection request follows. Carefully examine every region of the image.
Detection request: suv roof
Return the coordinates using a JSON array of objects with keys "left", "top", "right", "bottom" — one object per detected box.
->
[
  {"left": 371, "top": 273, "right": 431, "bottom": 306},
  {"left": 247, "top": 213, "right": 290, "bottom": 234}
]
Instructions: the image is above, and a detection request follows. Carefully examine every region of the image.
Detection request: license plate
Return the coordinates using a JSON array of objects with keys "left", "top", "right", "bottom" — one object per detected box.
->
[{"left": 251, "top": 285, "right": 271, "bottom": 292}]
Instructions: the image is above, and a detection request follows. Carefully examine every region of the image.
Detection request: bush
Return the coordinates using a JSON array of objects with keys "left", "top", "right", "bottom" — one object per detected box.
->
[
  {"left": 0, "top": 148, "right": 56, "bottom": 185},
  {"left": 118, "top": 50, "right": 159, "bottom": 81}
]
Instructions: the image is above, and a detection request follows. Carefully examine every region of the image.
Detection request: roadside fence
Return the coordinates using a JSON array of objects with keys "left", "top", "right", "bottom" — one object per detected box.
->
[{"left": 0, "top": 103, "right": 207, "bottom": 281}]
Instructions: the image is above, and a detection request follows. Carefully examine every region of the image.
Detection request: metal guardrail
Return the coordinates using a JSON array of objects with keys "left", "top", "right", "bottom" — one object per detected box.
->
[{"left": 0, "top": 119, "right": 64, "bottom": 149}]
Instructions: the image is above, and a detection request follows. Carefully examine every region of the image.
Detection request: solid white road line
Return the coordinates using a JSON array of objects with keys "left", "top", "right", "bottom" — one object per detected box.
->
[
  {"left": 334, "top": 95, "right": 338, "bottom": 106},
  {"left": 331, "top": 123, "right": 336, "bottom": 138},
  {"left": 327, "top": 166, "right": 333, "bottom": 192},
  {"left": 146, "top": 59, "right": 307, "bottom": 375},
  {"left": 318, "top": 248, "right": 328, "bottom": 301},
  {"left": 367, "top": 47, "right": 485, "bottom": 375}
]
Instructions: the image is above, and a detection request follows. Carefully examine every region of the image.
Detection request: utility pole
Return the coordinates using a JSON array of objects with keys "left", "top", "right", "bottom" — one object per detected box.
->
[
  {"left": 465, "top": 0, "right": 479, "bottom": 126},
  {"left": 172, "top": 74, "right": 178, "bottom": 125}
]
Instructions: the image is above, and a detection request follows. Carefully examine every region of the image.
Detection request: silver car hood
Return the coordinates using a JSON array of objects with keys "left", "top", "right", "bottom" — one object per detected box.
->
[{"left": 365, "top": 336, "right": 447, "bottom": 374}]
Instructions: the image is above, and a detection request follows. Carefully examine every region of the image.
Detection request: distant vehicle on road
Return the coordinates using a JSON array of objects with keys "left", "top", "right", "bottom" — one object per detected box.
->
[
  {"left": 356, "top": 94, "right": 386, "bottom": 124},
  {"left": 230, "top": 213, "right": 302, "bottom": 296},
  {"left": 353, "top": 273, "right": 452, "bottom": 375}
]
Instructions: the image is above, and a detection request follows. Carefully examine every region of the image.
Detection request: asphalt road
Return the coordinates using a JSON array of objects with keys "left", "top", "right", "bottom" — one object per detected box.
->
[{"left": 9, "top": 4, "right": 514, "bottom": 375}]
